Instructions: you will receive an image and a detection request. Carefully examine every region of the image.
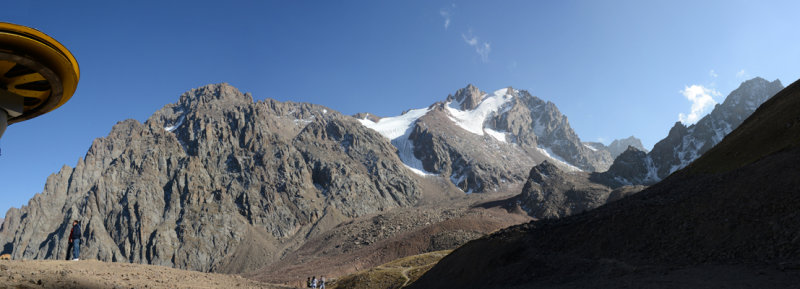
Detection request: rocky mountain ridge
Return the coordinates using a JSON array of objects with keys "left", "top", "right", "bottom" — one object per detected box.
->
[
  {"left": 410, "top": 77, "right": 800, "bottom": 289},
  {"left": 0, "top": 77, "right": 781, "bottom": 285},
  {"left": 359, "top": 85, "right": 615, "bottom": 194},
  {"left": 583, "top": 135, "right": 647, "bottom": 160},
  {"left": 601, "top": 77, "right": 783, "bottom": 186},
  {"left": 0, "top": 83, "right": 425, "bottom": 272}
]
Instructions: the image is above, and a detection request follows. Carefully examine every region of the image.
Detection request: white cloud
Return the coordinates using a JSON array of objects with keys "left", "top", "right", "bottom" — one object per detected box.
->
[
  {"left": 439, "top": 4, "right": 455, "bottom": 30},
  {"left": 461, "top": 31, "right": 491, "bottom": 63},
  {"left": 462, "top": 33, "right": 477, "bottom": 45},
  {"left": 678, "top": 85, "right": 721, "bottom": 124},
  {"left": 440, "top": 10, "right": 451, "bottom": 30},
  {"left": 736, "top": 69, "right": 748, "bottom": 80},
  {"left": 709, "top": 69, "right": 718, "bottom": 78}
]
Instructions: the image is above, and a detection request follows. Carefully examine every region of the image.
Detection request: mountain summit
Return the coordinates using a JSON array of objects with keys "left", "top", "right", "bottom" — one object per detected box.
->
[
  {"left": 359, "top": 84, "right": 614, "bottom": 193},
  {"left": 0, "top": 83, "right": 424, "bottom": 272}
]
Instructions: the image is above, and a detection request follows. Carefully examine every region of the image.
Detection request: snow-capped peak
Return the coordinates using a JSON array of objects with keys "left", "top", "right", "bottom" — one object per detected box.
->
[{"left": 445, "top": 88, "right": 515, "bottom": 136}]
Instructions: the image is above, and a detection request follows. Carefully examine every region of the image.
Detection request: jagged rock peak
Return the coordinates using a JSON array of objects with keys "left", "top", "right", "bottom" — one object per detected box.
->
[
  {"left": 607, "top": 136, "right": 647, "bottom": 158},
  {"left": 177, "top": 83, "right": 254, "bottom": 108},
  {"left": 447, "top": 84, "right": 486, "bottom": 110},
  {"left": 528, "top": 160, "right": 562, "bottom": 183},
  {"left": 721, "top": 77, "right": 782, "bottom": 109}
]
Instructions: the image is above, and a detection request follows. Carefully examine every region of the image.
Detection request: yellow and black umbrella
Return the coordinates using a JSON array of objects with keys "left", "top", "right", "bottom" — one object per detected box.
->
[{"left": 0, "top": 22, "right": 79, "bottom": 139}]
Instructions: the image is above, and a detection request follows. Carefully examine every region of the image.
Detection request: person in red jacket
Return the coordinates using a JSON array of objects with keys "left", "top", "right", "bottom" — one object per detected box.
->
[{"left": 68, "top": 220, "right": 81, "bottom": 261}]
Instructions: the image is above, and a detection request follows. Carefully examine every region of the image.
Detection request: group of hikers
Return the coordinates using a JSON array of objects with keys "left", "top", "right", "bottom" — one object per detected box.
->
[{"left": 306, "top": 276, "right": 326, "bottom": 288}]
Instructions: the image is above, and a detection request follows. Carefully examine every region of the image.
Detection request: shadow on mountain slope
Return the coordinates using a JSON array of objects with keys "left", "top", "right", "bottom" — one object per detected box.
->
[{"left": 409, "top": 78, "right": 800, "bottom": 289}]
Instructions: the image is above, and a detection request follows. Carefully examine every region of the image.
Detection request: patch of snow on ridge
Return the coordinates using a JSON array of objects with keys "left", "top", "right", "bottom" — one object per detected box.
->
[
  {"left": 644, "top": 155, "right": 660, "bottom": 183},
  {"left": 535, "top": 146, "right": 582, "bottom": 172},
  {"left": 393, "top": 136, "right": 435, "bottom": 176},
  {"left": 359, "top": 108, "right": 429, "bottom": 139},
  {"left": 165, "top": 114, "right": 185, "bottom": 132},
  {"left": 484, "top": 127, "right": 508, "bottom": 143},
  {"left": 584, "top": 143, "right": 598, "bottom": 152},
  {"left": 359, "top": 107, "right": 435, "bottom": 176},
  {"left": 445, "top": 88, "right": 514, "bottom": 136}
]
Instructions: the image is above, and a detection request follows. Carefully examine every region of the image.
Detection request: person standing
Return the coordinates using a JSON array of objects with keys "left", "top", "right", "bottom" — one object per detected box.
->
[
  {"left": 68, "top": 220, "right": 81, "bottom": 261},
  {"left": 319, "top": 276, "right": 326, "bottom": 289}
]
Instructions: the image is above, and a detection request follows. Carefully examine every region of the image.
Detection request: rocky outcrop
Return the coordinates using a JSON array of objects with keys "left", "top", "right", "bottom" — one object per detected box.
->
[
  {"left": 517, "top": 161, "right": 644, "bottom": 219},
  {"left": 0, "top": 209, "right": 19, "bottom": 254},
  {"left": 353, "top": 112, "right": 381, "bottom": 123},
  {"left": 602, "top": 77, "right": 783, "bottom": 185},
  {"left": 446, "top": 84, "right": 484, "bottom": 111},
  {"left": 0, "top": 83, "right": 422, "bottom": 272}
]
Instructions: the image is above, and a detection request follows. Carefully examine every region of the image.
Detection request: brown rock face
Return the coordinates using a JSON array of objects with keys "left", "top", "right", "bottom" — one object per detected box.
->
[
  {"left": 0, "top": 83, "right": 421, "bottom": 272},
  {"left": 446, "top": 84, "right": 485, "bottom": 111}
]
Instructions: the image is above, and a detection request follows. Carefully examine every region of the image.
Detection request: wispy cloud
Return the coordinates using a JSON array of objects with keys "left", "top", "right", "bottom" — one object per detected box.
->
[
  {"left": 461, "top": 30, "right": 491, "bottom": 63},
  {"left": 439, "top": 4, "right": 455, "bottom": 30},
  {"left": 678, "top": 85, "right": 721, "bottom": 124},
  {"left": 736, "top": 69, "right": 749, "bottom": 80},
  {"left": 709, "top": 69, "right": 718, "bottom": 78}
]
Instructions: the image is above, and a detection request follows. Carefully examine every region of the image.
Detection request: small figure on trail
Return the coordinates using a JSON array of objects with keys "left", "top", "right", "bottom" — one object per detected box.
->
[
  {"left": 307, "top": 276, "right": 311, "bottom": 288},
  {"left": 68, "top": 220, "right": 81, "bottom": 261},
  {"left": 319, "top": 276, "right": 326, "bottom": 289},
  {"left": 311, "top": 276, "right": 317, "bottom": 289}
]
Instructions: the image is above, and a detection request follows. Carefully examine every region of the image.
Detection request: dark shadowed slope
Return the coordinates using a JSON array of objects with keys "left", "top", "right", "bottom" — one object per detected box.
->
[{"left": 409, "top": 78, "right": 800, "bottom": 289}]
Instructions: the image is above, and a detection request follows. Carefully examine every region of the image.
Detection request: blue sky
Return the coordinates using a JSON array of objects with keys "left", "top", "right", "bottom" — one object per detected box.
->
[{"left": 1, "top": 0, "right": 799, "bottom": 215}]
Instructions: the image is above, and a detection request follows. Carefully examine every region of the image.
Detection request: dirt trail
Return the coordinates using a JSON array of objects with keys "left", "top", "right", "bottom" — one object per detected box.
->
[
  {"left": 328, "top": 250, "right": 452, "bottom": 289},
  {"left": 399, "top": 267, "right": 412, "bottom": 287}
]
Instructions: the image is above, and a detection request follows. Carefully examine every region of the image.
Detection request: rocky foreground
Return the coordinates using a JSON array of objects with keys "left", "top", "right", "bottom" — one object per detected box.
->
[{"left": 0, "top": 259, "right": 287, "bottom": 289}]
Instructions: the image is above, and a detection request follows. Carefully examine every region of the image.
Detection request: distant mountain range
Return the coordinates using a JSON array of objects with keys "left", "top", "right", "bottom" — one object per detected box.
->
[
  {"left": 0, "top": 77, "right": 781, "bottom": 282},
  {"left": 509, "top": 77, "right": 782, "bottom": 220},
  {"left": 600, "top": 77, "right": 783, "bottom": 186},
  {"left": 410, "top": 78, "right": 800, "bottom": 289},
  {"left": 584, "top": 136, "right": 648, "bottom": 159}
]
